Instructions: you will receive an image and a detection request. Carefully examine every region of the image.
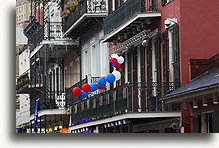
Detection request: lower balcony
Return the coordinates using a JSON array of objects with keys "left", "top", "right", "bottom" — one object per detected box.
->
[
  {"left": 69, "top": 82, "right": 181, "bottom": 125},
  {"left": 30, "top": 91, "right": 66, "bottom": 115}
]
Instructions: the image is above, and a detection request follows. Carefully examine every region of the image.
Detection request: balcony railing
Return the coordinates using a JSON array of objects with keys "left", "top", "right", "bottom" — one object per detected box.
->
[
  {"left": 44, "top": 22, "right": 63, "bottom": 40},
  {"left": 65, "top": 77, "right": 88, "bottom": 108},
  {"left": 103, "top": 0, "right": 158, "bottom": 36},
  {"left": 70, "top": 82, "right": 180, "bottom": 125},
  {"left": 30, "top": 91, "right": 66, "bottom": 115},
  {"left": 23, "top": 17, "right": 44, "bottom": 45},
  {"left": 63, "top": 0, "right": 108, "bottom": 33}
]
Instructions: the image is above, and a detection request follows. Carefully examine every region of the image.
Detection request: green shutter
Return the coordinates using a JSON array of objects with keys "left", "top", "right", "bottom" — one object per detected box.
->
[
  {"left": 172, "top": 24, "right": 180, "bottom": 83},
  {"left": 154, "top": 34, "right": 161, "bottom": 84},
  {"left": 140, "top": 46, "right": 146, "bottom": 111}
]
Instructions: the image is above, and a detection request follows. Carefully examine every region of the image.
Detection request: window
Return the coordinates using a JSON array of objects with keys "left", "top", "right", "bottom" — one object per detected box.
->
[
  {"left": 167, "top": 25, "right": 180, "bottom": 82},
  {"left": 161, "top": 0, "right": 174, "bottom": 6}
]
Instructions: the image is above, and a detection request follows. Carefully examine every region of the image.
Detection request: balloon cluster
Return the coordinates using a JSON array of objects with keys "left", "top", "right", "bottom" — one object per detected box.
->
[{"left": 72, "top": 54, "right": 124, "bottom": 98}]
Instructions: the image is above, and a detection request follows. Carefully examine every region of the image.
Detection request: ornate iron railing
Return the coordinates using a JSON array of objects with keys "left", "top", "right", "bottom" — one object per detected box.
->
[
  {"left": 44, "top": 22, "right": 63, "bottom": 40},
  {"left": 103, "top": 0, "right": 159, "bottom": 35},
  {"left": 65, "top": 77, "right": 88, "bottom": 108},
  {"left": 23, "top": 17, "right": 44, "bottom": 45},
  {"left": 30, "top": 91, "right": 66, "bottom": 115},
  {"left": 63, "top": 0, "right": 108, "bottom": 33},
  {"left": 70, "top": 81, "right": 181, "bottom": 125}
]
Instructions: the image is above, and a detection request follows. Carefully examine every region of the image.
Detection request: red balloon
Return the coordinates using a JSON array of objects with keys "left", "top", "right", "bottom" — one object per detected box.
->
[
  {"left": 111, "top": 58, "right": 118, "bottom": 64},
  {"left": 115, "top": 63, "right": 122, "bottom": 70},
  {"left": 72, "top": 87, "right": 81, "bottom": 96},
  {"left": 82, "top": 84, "right": 91, "bottom": 92},
  {"left": 96, "top": 83, "right": 106, "bottom": 90}
]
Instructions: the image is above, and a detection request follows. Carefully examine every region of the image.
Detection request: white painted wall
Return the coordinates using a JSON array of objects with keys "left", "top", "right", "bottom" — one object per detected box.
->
[
  {"left": 81, "top": 30, "right": 109, "bottom": 79},
  {"left": 16, "top": 46, "right": 30, "bottom": 127}
]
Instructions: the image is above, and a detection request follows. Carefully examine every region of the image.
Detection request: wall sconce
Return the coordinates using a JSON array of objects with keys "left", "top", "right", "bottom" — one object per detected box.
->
[
  {"left": 54, "top": 126, "right": 58, "bottom": 131},
  {"left": 202, "top": 98, "right": 208, "bottom": 107},
  {"left": 123, "top": 120, "right": 126, "bottom": 124},
  {"left": 118, "top": 121, "right": 121, "bottom": 125},
  {"left": 193, "top": 99, "right": 198, "bottom": 109},
  {"left": 59, "top": 125, "right": 63, "bottom": 129},
  {"left": 213, "top": 93, "right": 218, "bottom": 104}
]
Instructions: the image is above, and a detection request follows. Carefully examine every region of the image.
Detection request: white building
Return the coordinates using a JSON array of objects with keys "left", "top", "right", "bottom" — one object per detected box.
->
[{"left": 16, "top": 26, "right": 30, "bottom": 132}]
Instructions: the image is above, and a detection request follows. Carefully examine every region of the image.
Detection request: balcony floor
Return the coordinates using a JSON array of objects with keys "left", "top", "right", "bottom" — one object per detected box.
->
[
  {"left": 68, "top": 111, "right": 181, "bottom": 131},
  {"left": 63, "top": 13, "right": 108, "bottom": 38},
  {"left": 103, "top": 12, "right": 161, "bottom": 42}
]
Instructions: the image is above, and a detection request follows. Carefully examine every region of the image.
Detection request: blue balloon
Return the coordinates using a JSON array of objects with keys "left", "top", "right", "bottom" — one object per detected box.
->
[
  {"left": 90, "top": 83, "right": 97, "bottom": 92},
  {"left": 81, "top": 91, "right": 89, "bottom": 98},
  {"left": 112, "top": 64, "right": 116, "bottom": 67},
  {"left": 105, "top": 73, "right": 116, "bottom": 83},
  {"left": 97, "top": 77, "right": 107, "bottom": 87}
]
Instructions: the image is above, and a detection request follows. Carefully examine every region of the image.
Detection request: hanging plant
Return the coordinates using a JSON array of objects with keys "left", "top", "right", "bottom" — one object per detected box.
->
[
  {"left": 66, "top": 2, "right": 76, "bottom": 12},
  {"left": 61, "top": 10, "right": 68, "bottom": 19}
]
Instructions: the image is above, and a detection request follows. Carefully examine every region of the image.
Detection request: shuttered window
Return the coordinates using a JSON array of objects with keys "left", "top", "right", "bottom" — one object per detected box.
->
[
  {"left": 162, "top": 31, "right": 169, "bottom": 83},
  {"left": 172, "top": 24, "right": 180, "bottom": 83}
]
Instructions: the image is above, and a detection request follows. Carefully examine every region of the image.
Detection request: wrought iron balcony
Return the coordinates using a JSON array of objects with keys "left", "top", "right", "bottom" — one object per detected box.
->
[
  {"left": 63, "top": 0, "right": 108, "bottom": 37},
  {"left": 69, "top": 82, "right": 181, "bottom": 125},
  {"left": 103, "top": 0, "right": 160, "bottom": 42},
  {"left": 44, "top": 22, "right": 63, "bottom": 40},
  {"left": 30, "top": 91, "right": 66, "bottom": 115},
  {"left": 23, "top": 17, "right": 44, "bottom": 45},
  {"left": 65, "top": 77, "right": 88, "bottom": 108}
]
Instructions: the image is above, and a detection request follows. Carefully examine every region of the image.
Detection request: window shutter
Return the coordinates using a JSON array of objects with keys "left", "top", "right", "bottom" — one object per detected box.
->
[
  {"left": 162, "top": 31, "right": 168, "bottom": 83},
  {"left": 172, "top": 24, "right": 180, "bottom": 83},
  {"left": 140, "top": 46, "right": 146, "bottom": 111},
  {"left": 154, "top": 34, "right": 161, "bottom": 84}
]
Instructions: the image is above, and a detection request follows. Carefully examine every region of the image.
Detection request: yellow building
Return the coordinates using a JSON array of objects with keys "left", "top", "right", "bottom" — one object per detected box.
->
[{"left": 16, "top": 0, "right": 31, "bottom": 27}]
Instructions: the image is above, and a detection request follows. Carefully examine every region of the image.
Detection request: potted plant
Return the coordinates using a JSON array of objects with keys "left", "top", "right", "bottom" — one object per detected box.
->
[{"left": 66, "top": 2, "right": 76, "bottom": 12}]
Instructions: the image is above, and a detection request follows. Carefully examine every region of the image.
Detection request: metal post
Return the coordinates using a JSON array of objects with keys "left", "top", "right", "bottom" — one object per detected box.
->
[
  {"left": 45, "top": 115, "right": 47, "bottom": 133},
  {"left": 40, "top": 116, "right": 42, "bottom": 133}
]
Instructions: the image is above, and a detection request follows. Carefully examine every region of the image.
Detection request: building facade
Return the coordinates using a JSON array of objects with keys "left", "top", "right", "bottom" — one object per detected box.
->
[
  {"left": 16, "top": 0, "right": 31, "bottom": 27},
  {"left": 16, "top": 0, "right": 219, "bottom": 133},
  {"left": 163, "top": 54, "right": 219, "bottom": 133}
]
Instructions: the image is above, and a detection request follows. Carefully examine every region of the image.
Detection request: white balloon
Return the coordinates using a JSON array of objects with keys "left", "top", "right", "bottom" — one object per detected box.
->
[
  {"left": 111, "top": 54, "right": 119, "bottom": 59},
  {"left": 112, "top": 71, "right": 121, "bottom": 81},
  {"left": 117, "top": 56, "right": 124, "bottom": 64}
]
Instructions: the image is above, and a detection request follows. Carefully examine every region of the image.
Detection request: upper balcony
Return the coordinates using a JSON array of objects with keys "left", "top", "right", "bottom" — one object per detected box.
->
[
  {"left": 66, "top": 82, "right": 181, "bottom": 125},
  {"left": 62, "top": 0, "right": 108, "bottom": 38},
  {"left": 23, "top": 17, "right": 44, "bottom": 46},
  {"left": 103, "top": 0, "right": 161, "bottom": 42}
]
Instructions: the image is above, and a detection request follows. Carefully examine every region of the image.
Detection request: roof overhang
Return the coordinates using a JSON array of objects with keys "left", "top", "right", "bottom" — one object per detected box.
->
[
  {"left": 30, "top": 109, "right": 65, "bottom": 120},
  {"left": 102, "top": 12, "right": 161, "bottom": 42},
  {"left": 162, "top": 85, "right": 219, "bottom": 104},
  {"left": 68, "top": 111, "right": 181, "bottom": 131},
  {"left": 63, "top": 13, "right": 108, "bottom": 37},
  {"left": 30, "top": 39, "right": 79, "bottom": 58}
]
